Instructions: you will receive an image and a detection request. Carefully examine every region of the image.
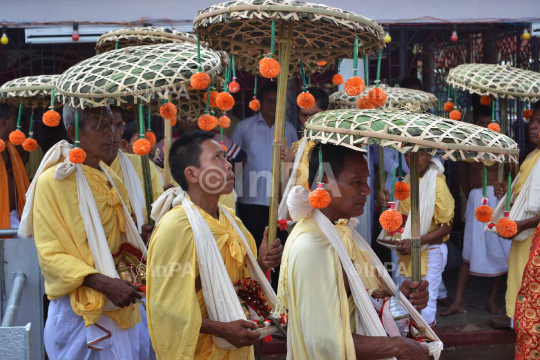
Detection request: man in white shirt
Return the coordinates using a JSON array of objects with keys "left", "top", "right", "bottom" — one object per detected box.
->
[{"left": 231, "top": 83, "right": 298, "bottom": 247}]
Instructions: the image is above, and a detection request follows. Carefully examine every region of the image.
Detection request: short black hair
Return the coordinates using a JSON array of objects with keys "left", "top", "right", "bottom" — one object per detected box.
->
[
  {"left": 258, "top": 83, "right": 278, "bottom": 101},
  {"left": 169, "top": 130, "right": 216, "bottom": 190},
  {"left": 307, "top": 142, "right": 364, "bottom": 188},
  {"left": 473, "top": 105, "right": 493, "bottom": 123},
  {"left": 306, "top": 87, "right": 329, "bottom": 110},
  {"left": 400, "top": 76, "right": 423, "bottom": 90},
  {"left": 0, "top": 104, "right": 11, "bottom": 119},
  {"left": 532, "top": 101, "right": 540, "bottom": 113},
  {"left": 122, "top": 120, "right": 139, "bottom": 142}
]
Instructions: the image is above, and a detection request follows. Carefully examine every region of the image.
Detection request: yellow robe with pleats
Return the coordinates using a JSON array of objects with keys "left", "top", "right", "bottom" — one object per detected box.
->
[
  {"left": 397, "top": 175, "right": 455, "bottom": 277},
  {"left": 33, "top": 163, "right": 141, "bottom": 329},
  {"left": 108, "top": 152, "right": 164, "bottom": 204},
  {"left": 147, "top": 204, "right": 257, "bottom": 360},
  {"left": 281, "top": 216, "right": 381, "bottom": 360},
  {"left": 506, "top": 148, "right": 540, "bottom": 318},
  {"left": 290, "top": 138, "right": 316, "bottom": 187}
]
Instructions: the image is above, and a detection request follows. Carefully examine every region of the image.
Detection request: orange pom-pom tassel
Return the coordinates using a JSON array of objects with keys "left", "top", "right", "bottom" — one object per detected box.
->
[
  {"left": 145, "top": 131, "right": 156, "bottom": 146},
  {"left": 523, "top": 109, "right": 533, "bottom": 120},
  {"left": 367, "top": 87, "right": 388, "bottom": 108},
  {"left": 480, "top": 96, "right": 492, "bottom": 106},
  {"left": 475, "top": 198, "right": 494, "bottom": 223},
  {"left": 297, "top": 92, "right": 316, "bottom": 110},
  {"left": 316, "top": 61, "right": 327, "bottom": 66},
  {"left": 444, "top": 102, "right": 454, "bottom": 112},
  {"left": 68, "top": 147, "right": 86, "bottom": 164},
  {"left": 356, "top": 96, "right": 376, "bottom": 110},
  {"left": 9, "top": 130, "right": 25, "bottom": 145},
  {"left": 259, "top": 57, "right": 281, "bottom": 79},
  {"left": 216, "top": 92, "right": 235, "bottom": 111},
  {"left": 43, "top": 110, "right": 61, "bottom": 127},
  {"left": 344, "top": 76, "right": 365, "bottom": 96},
  {"left": 190, "top": 72, "right": 211, "bottom": 90},
  {"left": 220, "top": 142, "right": 228, "bottom": 152},
  {"left": 394, "top": 181, "right": 411, "bottom": 201},
  {"left": 198, "top": 114, "right": 218, "bottom": 131},
  {"left": 22, "top": 138, "right": 38, "bottom": 152},
  {"left": 332, "top": 74, "right": 344, "bottom": 86},
  {"left": 249, "top": 98, "right": 261, "bottom": 111},
  {"left": 133, "top": 138, "right": 152, "bottom": 156},
  {"left": 488, "top": 123, "right": 500, "bottom": 132},
  {"left": 160, "top": 103, "right": 177, "bottom": 120},
  {"left": 449, "top": 110, "right": 462, "bottom": 120},
  {"left": 219, "top": 115, "right": 230, "bottom": 128},
  {"left": 228, "top": 81, "right": 240, "bottom": 94},
  {"left": 496, "top": 213, "right": 518, "bottom": 238},
  {"left": 204, "top": 91, "right": 219, "bottom": 108},
  {"left": 170, "top": 117, "right": 177, "bottom": 127},
  {"left": 380, "top": 203, "right": 403, "bottom": 232},
  {"left": 0, "top": 139, "right": 5, "bottom": 153},
  {"left": 309, "top": 185, "right": 331, "bottom": 209}
]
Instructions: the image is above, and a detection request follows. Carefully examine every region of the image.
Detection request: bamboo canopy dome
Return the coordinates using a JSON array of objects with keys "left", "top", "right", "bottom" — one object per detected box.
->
[
  {"left": 329, "top": 85, "right": 438, "bottom": 112},
  {"left": 56, "top": 43, "right": 223, "bottom": 109},
  {"left": 0, "top": 75, "right": 61, "bottom": 108},
  {"left": 193, "top": 0, "right": 386, "bottom": 76},
  {"left": 96, "top": 27, "right": 200, "bottom": 54},
  {"left": 304, "top": 109, "right": 519, "bottom": 163},
  {"left": 446, "top": 63, "right": 540, "bottom": 101}
]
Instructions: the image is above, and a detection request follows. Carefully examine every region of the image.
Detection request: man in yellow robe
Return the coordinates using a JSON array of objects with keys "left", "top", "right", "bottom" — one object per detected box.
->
[
  {"left": 0, "top": 105, "right": 30, "bottom": 230},
  {"left": 494, "top": 103, "right": 540, "bottom": 321},
  {"left": 147, "top": 130, "right": 283, "bottom": 360},
  {"left": 30, "top": 106, "right": 151, "bottom": 359},
  {"left": 280, "top": 143, "right": 431, "bottom": 360}
]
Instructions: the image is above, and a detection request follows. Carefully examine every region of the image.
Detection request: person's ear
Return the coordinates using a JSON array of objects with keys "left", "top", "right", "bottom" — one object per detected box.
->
[
  {"left": 322, "top": 174, "right": 329, "bottom": 185},
  {"left": 120, "top": 139, "right": 129, "bottom": 152},
  {"left": 184, "top": 166, "right": 199, "bottom": 186},
  {"left": 67, "top": 125, "right": 76, "bottom": 143}
]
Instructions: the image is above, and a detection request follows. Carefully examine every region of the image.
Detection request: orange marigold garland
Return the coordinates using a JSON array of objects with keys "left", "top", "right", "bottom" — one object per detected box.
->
[
  {"left": 145, "top": 131, "right": 156, "bottom": 147},
  {"left": 198, "top": 114, "right": 218, "bottom": 131},
  {"left": 309, "top": 146, "right": 331, "bottom": 209},
  {"left": 204, "top": 91, "right": 219, "bottom": 108},
  {"left": 449, "top": 110, "right": 462, "bottom": 120},
  {"left": 190, "top": 72, "right": 211, "bottom": 90},
  {"left": 133, "top": 138, "right": 151, "bottom": 156},
  {"left": 480, "top": 95, "right": 492, "bottom": 106},
  {"left": 497, "top": 212, "right": 518, "bottom": 238},
  {"left": 488, "top": 123, "right": 500, "bottom": 132},
  {"left": 332, "top": 74, "right": 344, "bottom": 86},
  {"left": 9, "top": 130, "right": 25, "bottom": 145},
  {"left": 218, "top": 114, "right": 230, "bottom": 128},
  {"left": 344, "top": 76, "right": 365, "bottom": 96},
  {"left": 43, "top": 89, "right": 61, "bottom": 127},
  {"left": 216, "top": 92, "right": 235, "bottom": 111},
  {"left": 443, "top": 101, "right": 454, "bottom": 112},
  {"left": 474, "top": 195, "right": 494, "bottom": 224},
  {"left": 523, "top": 109, "right": 533, "bottom": 120},
  {"left": 0, "top": 139, "right": 5, "bottom": 153},
  {"left": 367, "top": 85, "right": 387, "bottom": 108},
  {"left": 316, "top": 61, "right": 327, "bottom": 66},
  {"left": 22, "top": 138, "right": 38, "bottom": 152},
  {"left": 249, "top": 98, "right": 261, "bottom": 111},
  {"left": 68, "top": 111, "right": 87, "bottom": 164},
  {"left": 394, "top": 181, "right": 411, "bottom": 201},
  {"left": 259, "top": 20, "right": 280, "bottom": 79},
  {"left": 380, "top": 202, "right": 403, "bottom": 232},
  {"left": 160, "top": 102, "right": 177, "bottom": 120},
  {"left": 297, "top": 92, "right": 315, "bottom": 109},
  {"left": 356, "top": 96, "right": 376, "bottom": 110}
]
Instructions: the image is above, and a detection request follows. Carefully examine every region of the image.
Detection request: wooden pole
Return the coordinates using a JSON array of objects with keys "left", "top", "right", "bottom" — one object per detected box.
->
[
  {"left": 410, "top": 152, "right": 421, "bottom": 285},
  {"left": 378, "top": 146, "right": 386, "bottom": 211},
  {"left": 138, "top": 104, "right": 155, "bottom": 227},
  {"left": 498, "top": 98, "right": 507, "bottom": 186},
  {"left": 268, "top": 19, "right": 293, "bottom": 249}
]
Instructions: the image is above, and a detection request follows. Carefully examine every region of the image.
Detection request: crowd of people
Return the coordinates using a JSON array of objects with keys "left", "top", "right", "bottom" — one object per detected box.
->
[{"left": 1, "top": 76, "right": 540, "bottom": 359}]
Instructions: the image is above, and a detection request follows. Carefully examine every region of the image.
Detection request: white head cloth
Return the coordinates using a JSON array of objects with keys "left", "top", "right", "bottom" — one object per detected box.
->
[{"left": 286, "top": 185, "right": 443, "bottom": 360}]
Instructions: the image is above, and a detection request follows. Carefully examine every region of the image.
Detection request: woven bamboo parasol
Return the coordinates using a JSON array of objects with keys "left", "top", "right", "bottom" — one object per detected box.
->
[
  {"left": 194, "top": 0, "right": 385, "bottom": 244},
  {"left": 446, "top": 63, "right": 540, "bottom": 182},
  {"left": 329, "top": 85, "right": 438, "bottom": 112},
  {"left": 57, "top": 43, "right": 223, "bottom": 225},
  {"left": 0, "top": 75, "right": 61, "bottom": 108},
  {"left": 305, "top": 108, "right": 518, "bottom": 284}
]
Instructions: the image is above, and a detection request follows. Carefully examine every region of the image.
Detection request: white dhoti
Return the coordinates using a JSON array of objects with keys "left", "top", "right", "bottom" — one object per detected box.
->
[
  {"left": 45, "top": 295, "right": 153, "bottom": 360},
  {"left": 463, "top": 187, "right": 510, "bottom": 277},
  {"left": 404, "top": 243, "right": 448, "bottom": 326}
]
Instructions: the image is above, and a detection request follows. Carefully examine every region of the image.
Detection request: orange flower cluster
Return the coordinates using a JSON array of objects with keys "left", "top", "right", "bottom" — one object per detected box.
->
[
  {"left": 480, "top": 95, "right": 492, "bottom": 106},
  {"left": 496, "top": 217, "right": 518, "bottom": 238},
  {"left": 488, "top": 123, "right": 501, "bottom": 132},
  {"left": 297, "top": 92, "right": 315, "bottom": 110},
  {"left": 160, "top": 103, "right": 177, "bottom": 120},
  {"left": 228, "top": 81, "right": 240, "bottom": 94},
  {"left": 449, "top": 110, "right": 462, "bottom": 120},
  {"left": 218, "top": 115, "right": 230, "bottom": 128},
  {"left": 309, "top": 188, "right": 331, "bottom": 209},
  {"left": 332, "top": 74, "right": 344, "bottom": 86},
  {"left": 145, "top": 132, "right": 156, "bottom": 147},
  {"left": 22, "top": 138, "right": 38, "bottom": 152},
  {"left": 133, "top": 138, "right": 151, "bottom": 156},
  {"left": 249, "top": 98, "right": 261, "bottom": 111},
  {"left": 9, "top": 130, "right": 25, "bottom": 145},
  {"left": 344, "top": 76, "right": 365, "bottom": 96},
  {"left": 0, "top": 139, "right": 5, "bottom": 153},
  {"left": 190, "top": 72, "right": 211, "bottom": 90},
  {"left": 356, "top": 97, "right": 375, "bottom": 109},
  {"left": 443, "top": 102, "right": 454, "bottom": 112},
  {"left": 367, "top": 87, "right": 388, "bottom": 108},
  {"left": 523, "top": 109, "right": 533, "bottom": 120},
  {"left": 394, "top": 181, "right": 411, "bottom": 201},
  {"left": 204, "top": 91, "right": 219, "bottom": 108},
  {"left": 216, "top": 92, "right": 235, "bottom": 111},
  {"left": 259, "top": 57, "right": 281, "bottom": 79},
  {"left": 69, "top": 147, "right": 87, "bottom": 164},
  {"left": 43, "top": 110, "right": 61, "bottom": 127},
  {"left": 474, "top": 205, "right": 494, "bottom": 223},
  {"left": 379, "top": 209, "right": 403, "bottom": 232},
  {"left": 198, "top": 114, "right": 218, "bottom": 131}
]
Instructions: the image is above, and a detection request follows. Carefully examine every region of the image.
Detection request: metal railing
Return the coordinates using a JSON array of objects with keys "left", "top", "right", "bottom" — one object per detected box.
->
[
  {"left": 0, "top": 229, "right": 19, "bottom": 238},
  {"left": 1, "top": 272, "right": 26, "bottom": 327}
]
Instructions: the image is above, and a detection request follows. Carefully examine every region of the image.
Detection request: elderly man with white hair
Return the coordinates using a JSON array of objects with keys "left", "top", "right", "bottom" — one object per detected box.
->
[{"left": 19, "top": 105, "right": 152, "bottom": 359}]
